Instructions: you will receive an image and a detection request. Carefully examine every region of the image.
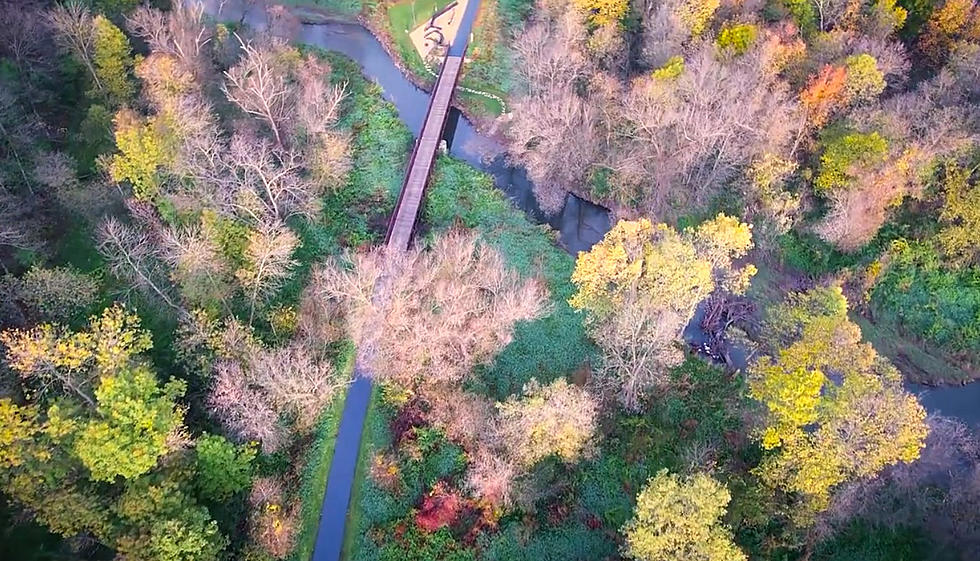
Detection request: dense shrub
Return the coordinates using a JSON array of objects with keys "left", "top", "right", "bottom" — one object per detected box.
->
[{"left": 872, "top": 240, "right": 980, "bottom": 352}]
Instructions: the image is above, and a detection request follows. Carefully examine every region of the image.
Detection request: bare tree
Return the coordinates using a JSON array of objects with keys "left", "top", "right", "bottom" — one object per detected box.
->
[
  {"left": 47, "top": 1, "right": 100, "bottom": 93},
  {"left": 608, "top": 40, "right": 800, "bottom": 219},
  {"left": 97, "top": 217, "right": 181, "bottom": 311},
  {"left": 235, "top": 221, "right": 299, "bottom": 324},
  {"left": 223, "top": 38, "right": 291, "bottom": 147},
  {"left": 312, "top": 230, "right": 548, "bottom": 389},
  {"left": 160, "top": 223, "right": 235, "bottom": 309},
  {"left": 126, "top": 1, "right": 213, "bottom": 81},
  {"left": 508, "top": 10, "right": 599, "bottom": 214},
  {"left": 226, "top": 132, "right": 318, "bottom": 221},
  {"left": 0, "top": 1, "right": 50, "bottom": 71},
  {"left": 591, "top": 299, "right": 687, "bottom": 409},
  {"left": 295, "top": 57, "right": 348, "bottom": 137},
  {"left": 248, "top": 343, "right": 348, "bottom": 430},
  {"left": 209, "top": 359, "right": 289, "bottom": 453}
]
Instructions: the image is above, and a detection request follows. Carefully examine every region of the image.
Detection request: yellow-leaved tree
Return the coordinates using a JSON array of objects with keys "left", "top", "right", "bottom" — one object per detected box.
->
[
  {"left": 569, "top": 216, "right": 755, "bottom": 409},
  {"left": 572, "top": 0, "right": 631, "bottom": 26},
  {"left": 622, "top": 469, "right": 746, "bottom": 561},
  {"left": 749, "top": 286, "right": 928, "bottom": 518}
]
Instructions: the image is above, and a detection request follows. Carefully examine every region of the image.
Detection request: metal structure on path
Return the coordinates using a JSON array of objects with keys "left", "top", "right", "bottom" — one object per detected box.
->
[{"left": 312, "top": 1, "right": 481, "bottom": 560}]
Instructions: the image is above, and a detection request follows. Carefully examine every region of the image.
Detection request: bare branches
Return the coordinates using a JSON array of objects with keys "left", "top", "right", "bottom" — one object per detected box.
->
[
  {"left": 97, "top": 217, "right": 181, "bottom": 311},
  {"left": 210, "top": 360, "right": 289, "bottom": 453},
  {"left": 227, "top": 132, "right": 319, "bottom": 221},
  {"left": 47, "top": 1, "right": 100, "bottom": 93},
  {"left": 127, "top": 1, "right": 212, "bottom": 75},
  {"left": 235, "top": 221, "right": 300, "bottom": 324},
  {"left": 312, "top": 230, "right": 548, "bottom": 389},
  {"left": 248, "top": 343, "right": 348, "bottom": 431},
  {"left": 223, "top": 37, "right": 291, "bottom": 147}
]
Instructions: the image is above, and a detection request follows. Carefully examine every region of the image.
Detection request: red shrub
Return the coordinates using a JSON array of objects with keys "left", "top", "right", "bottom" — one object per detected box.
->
[{"left": 415, "top": 483, "right": 463, "bottom": 533}]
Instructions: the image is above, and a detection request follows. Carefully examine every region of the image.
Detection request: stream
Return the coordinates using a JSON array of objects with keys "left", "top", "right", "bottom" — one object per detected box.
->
[{"left": 198, "top": 0, "right": 979, "bottom": 427}]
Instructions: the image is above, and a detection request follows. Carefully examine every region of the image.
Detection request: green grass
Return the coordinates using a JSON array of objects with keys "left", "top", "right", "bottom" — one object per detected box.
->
[
  {"left": 852, "top": 313, "right": 976, "bottom": 384},
  {"left": 279, "top": 0, "right": 364, "bottom": 16}
]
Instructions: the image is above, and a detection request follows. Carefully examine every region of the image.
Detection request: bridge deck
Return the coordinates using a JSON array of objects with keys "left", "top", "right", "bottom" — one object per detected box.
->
[{"left": 385, "top": 54, "right": 464, "bottom": 251}]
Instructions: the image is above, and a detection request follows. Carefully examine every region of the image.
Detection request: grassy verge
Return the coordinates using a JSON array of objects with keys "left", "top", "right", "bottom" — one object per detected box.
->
[
  {"left": 851, "top": 314, "right": 976, "bottom": 384},
  {"left": 279, "top": 0, "right": 364, "bottom": 16}
]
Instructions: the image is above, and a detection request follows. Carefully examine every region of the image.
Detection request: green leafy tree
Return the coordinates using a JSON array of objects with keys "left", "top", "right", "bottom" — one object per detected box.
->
[
  {"left": 815, "top": 131, "right": 888, "bottom": 193},
  {"left": 194, "top": 434, "right": 255, "bottom": 502},
  {"left": 109, "top": 109, "right": 176, "bottom": 199},
  {"left": 843, "top": 54, "right": 886, "bottom": 103},
  {"left": 652, "top": 56, "right": 685, "bottom": 80},
  {"left": 570, "top": 217, "right": 755, "bottom": 408},
  {"left": 75, "top": 365, "right": 186, "bottom": 482},
  {"left": 622, "top": 470, "right": 746, "bottom": 561},
  {"left": 115, "top": 476, "right": 228, "bottom": 561},
  {"left": 936, "top": 165, "right": 980, "bottom": 267},
  {"left": 716, "top": 23, "right": 758, "bottom": 55},
  {"left": 0, "top": 400, "right": 114, "bottom": 539}
]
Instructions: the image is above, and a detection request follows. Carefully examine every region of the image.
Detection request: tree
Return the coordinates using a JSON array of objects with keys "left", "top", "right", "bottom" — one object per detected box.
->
[
  {"left": 814, "top": 130, "right": 888, "bottom": 193},
  {"left": 675, "top": 0, "right": 721, "bottom": 36},
  {"left": 569, "top": 217, "right": 755, "bottom": 408},
  {"left": 115, "top": 476, "right": 227, "bottom": 561},
  {"left": 2, "top": 306, "right": 185, "bottom": 482},
  {"left": 716, "top": 23, "right": 758, "bottom": 55},
  {"left": 311, "top": 229, "right": 547, "bottom": 389},
  {"left": 235, "top": 221, "right": 299, "bottom": 324},
  {"left": 936, "top": 164, "right": 980, "bottom": 267},
  {"left": 749, "top": 287, "right": 928, "bottom": 515},
  {"left": 223, "top": 39, "right": 291, "bottom": 147},
  {"left": 843, "top": 54, "right": 886, "bottom": 104},
  {"left": 98, "top": 216, "right": 182, "bottom": 311},
  {"left": 622, "top": 470, "right": 746, "bottom": 561},
  {"left": 194, "top": 433, "right": 255, "bottom": 502},
  {"left": 76, "top": 364, "right": 186, "bottom": 482},
  {"left": 800, "top": 65, "right": 849, "bottom": 129},
  {"left": 495, "top": 378, "right": 598, "bottom": 467},
  {"left": 48, "top": 2, "right": 101, "bottom": 94},
  {"left": 109, "top": 109, "right": 176, "bottom": 200},
  {"left": 572, "top": 0, "right": 631, "bottom": 26},
  {"left": 3, "top": 266, "right": 99, "bottom": 324},
  {"left": 92, "top": 14, "right": 136, "bottom": 106},
  {"left": 816, "top": 72, "right": 973, "bottom": 250}
]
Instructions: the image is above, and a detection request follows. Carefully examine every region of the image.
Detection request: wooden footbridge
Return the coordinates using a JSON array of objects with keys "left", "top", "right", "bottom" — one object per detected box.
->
[
  {"left": 385, "top": 53, "right": 465, "bottom": 250},
  {"left": 385, "top": 2, "right": 474, "bottom": 250},
  {"left": 312, "top": 1, "right": 480, "bottom": 560}
]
